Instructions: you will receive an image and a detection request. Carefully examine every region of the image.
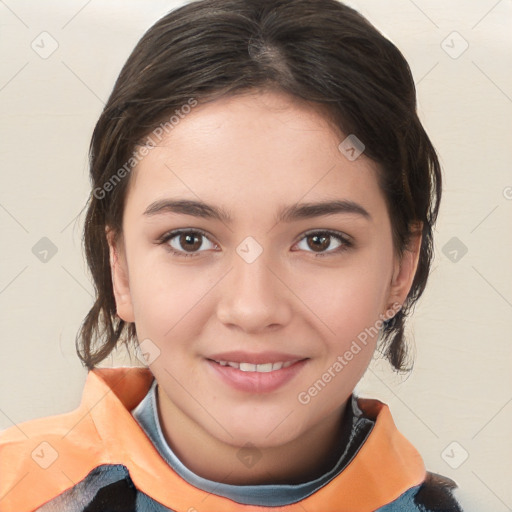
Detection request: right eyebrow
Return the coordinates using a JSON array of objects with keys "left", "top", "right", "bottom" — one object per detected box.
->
[{"left": 143, "top": 199, "right": 233, "bottom": 223}]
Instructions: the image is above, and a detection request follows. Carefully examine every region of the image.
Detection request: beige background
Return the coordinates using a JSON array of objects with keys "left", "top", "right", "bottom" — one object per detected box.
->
[{"left": 0, "top": 1, "right": 511, "bottom": 510}]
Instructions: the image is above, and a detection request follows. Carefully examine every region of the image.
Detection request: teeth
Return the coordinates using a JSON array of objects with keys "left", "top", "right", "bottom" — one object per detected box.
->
[
  {"left": 216, "top": 360, "right": 298, "bottom": 372},
  {"left": 239, "top": 362, "right": 257, "bottom": 372}
]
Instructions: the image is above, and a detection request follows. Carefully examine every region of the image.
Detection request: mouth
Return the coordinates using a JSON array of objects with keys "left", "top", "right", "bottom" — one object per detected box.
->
[
  {"left": 210, "top": 360, "right": 300, "bottom": 372},
  {"left": 205, "top": 352, "right": 309, "bottom": 393}
]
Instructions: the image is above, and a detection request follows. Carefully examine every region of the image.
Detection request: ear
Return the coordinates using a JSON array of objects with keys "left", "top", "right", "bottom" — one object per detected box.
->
[
  {"left": 385, "top": 222, "right": 423, "bottom": 316},
  {"left": 106, "top": 227, "right": 135, "bottom": 323}
]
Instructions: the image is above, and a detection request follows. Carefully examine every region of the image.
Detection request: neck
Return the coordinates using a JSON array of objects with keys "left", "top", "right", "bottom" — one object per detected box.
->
[{"left": 156, "top": 388, "right": 350, "bottom": 485}]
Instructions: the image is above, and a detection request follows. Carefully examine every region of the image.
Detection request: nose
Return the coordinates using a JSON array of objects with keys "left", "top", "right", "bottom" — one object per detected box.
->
[{"left": 216, "top": 248, "right": 292, "bottom": 334}]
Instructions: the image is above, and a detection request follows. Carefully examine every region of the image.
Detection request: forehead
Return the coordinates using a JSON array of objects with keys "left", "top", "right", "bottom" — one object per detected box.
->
[{"left": 124, "top": 90, "right": 385, "bottom": 221}]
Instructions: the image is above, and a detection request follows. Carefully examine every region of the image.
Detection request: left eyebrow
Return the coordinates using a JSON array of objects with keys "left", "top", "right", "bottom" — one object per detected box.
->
[
  {"left": 278, "top": 199, "right": 372, "bottom": 223},
  {"left": 142, "top": 198, "right": 372, "bottom": 223}
]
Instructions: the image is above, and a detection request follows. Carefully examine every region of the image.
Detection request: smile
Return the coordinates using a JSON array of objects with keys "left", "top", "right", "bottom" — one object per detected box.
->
[
  {"left": 206, "top": 356, "right": 309, "bottom": 393},
  {"left": 213, "top": 360, "right": 299, "bottom": 372}
]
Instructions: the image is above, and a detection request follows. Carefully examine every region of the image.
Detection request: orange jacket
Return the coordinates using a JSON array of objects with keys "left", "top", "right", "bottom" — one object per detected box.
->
[{"left": 0, "top": 367, "right": 462, "bottom": 511}]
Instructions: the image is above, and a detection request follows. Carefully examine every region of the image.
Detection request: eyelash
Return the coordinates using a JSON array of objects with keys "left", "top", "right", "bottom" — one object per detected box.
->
[{"left": 156, "top": 229, "right": 353, "bottom": 259}]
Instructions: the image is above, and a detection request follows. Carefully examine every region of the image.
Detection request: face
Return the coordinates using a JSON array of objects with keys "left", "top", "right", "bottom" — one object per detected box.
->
[{"left": 108, "top": 89, "right": 420, "bottom": 450}]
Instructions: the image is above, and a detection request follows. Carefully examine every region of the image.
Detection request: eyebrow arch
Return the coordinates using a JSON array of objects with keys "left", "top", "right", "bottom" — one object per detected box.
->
[{"left": 143, "top": 198, "right": 372, "bottom": 223}]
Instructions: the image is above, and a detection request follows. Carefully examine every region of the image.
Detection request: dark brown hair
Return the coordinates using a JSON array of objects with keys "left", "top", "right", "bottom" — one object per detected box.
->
[{"left": 76, "top": 0, "right": 442, "bottom": 371}]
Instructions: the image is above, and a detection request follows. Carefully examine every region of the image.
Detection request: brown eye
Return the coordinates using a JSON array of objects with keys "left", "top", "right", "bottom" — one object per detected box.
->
[
  {"left": 307, "top": 234, "right": 331, "bottom": 252},
  {"left": 295, "top": 230, "right": 352, "bottom": 257},
  {"left": 158, "top": 229, "right": 216, "bottom": 258},
  {"left": 177, "top": 233, "right": 202, "bottom": 252}
]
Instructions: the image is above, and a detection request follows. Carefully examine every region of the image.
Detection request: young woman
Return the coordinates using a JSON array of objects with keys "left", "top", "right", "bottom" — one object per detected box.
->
[{"left": 0, "top": 0, "right": 465, "bottom": 510}]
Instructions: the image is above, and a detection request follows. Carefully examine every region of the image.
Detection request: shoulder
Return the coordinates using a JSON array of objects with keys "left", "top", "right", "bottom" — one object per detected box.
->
[
  {"left": 0, "top": 368, "right": 155, "bottom": 511},
  {"left": 414, "top": 472, "right": 464, "bottom": 510},
  {"left": 0, "top": 400, "right": 102, "bottom": 453},
  {"left": 0, "top": 371, "right": 119, "bottom": 511},
  {"left": 0, "top": 407, "right": 104, "bottom": 509},
  {"left": 352, "top": 398, "right": 466, "bottom": 511},
  {"left": 377, "top": 471, "right": 465, "bottom": 511},
  {"left": 0, "top": 406, "right": 99, "bottom": 460}
]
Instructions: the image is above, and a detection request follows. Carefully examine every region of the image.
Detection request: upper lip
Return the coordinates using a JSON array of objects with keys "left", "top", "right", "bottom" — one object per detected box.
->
[{"left": 207, "top": 351, "right": 307, "bottom": 364}]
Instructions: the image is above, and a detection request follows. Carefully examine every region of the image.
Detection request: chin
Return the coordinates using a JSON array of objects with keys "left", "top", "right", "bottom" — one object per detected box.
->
[{"left": 205, "top": 408, "right": 306, "bottom": 449}]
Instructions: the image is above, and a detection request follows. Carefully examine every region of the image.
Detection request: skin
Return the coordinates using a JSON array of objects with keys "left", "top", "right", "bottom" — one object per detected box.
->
[{"left": 107, "top": 89, "right": 422, "bottom": 485}]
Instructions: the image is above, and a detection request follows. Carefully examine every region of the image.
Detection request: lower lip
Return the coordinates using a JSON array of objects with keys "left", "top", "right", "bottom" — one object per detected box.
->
[{"left": 206, "top": 359, "right": 308, "bottom": 393}]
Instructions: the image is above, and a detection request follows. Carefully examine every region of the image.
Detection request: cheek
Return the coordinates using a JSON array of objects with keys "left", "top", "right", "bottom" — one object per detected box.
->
[
  {"left": 127, "top": 254, "right": 213, "bottom": 342},
  {"left": 299, "top": 257, "right": 391, "bottom": 342}
]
